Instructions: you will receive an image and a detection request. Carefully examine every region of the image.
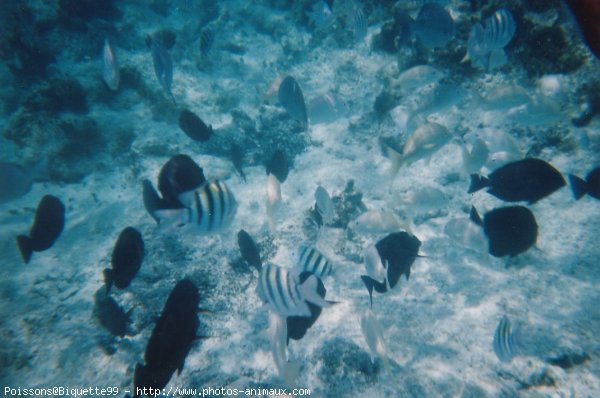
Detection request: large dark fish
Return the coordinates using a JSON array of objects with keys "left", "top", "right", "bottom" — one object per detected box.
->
[
  {"left": 17, "top": 195, "right": 65, "bottom": 264},
  {"left": 286, "top": 271, "right": 327, "bottom": 344},
  {"left": 265, "top": 150, "right": 289, "bottom": 183},
  {"left": 469, "top": 158, "right": 566, "bottom": 204},
  {"left": 565, "top": 0, "right": 600, "bottom": 59},
  {"left": 178, "top": 109, "right": 213, "bottom": 142},
  {"left": 278, "top": 76, "right": 308, "bottom": 130},
  {"left": 230, "top": 143, "right": 246, "bottom": 182},
  {"left": 134, "top": 279, "right": 204, "bottom": 398},
  {"left": 237, "top": 229, "right": 261, "bottom": 271},
  {"left": 478, "top": 206, "right": 538, "bottom": 258},
  {"left": 104, "top": 227, "right": 144, "bottom": 294},
  {"left": 93, "top": 289, "right": 131, "bottom": 338},
  {"left": 0, "top": 162, "right": 34, "bottom": 204},
  {"left": 157, "top": 154, "right": 206, "bottom": 207},
  {"left": 361, "top": 231, "right": 421, "bottom": 307},
  {"left": 568, "top": 167, "right": 600, "bottom": 200}
]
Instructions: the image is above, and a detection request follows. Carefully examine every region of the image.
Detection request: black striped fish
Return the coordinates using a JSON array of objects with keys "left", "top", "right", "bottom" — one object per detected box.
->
[
  {"left": 484, "top": 9, "right": 516, "bottom": 50},
  {"left": 295, "top": 245, "right": 333, "bottom": 278},
  {"left": 493, "top": 315, "right": 518, "bottom": 362},
  {"left": 154, "top": 180, "right": 237, "bottom": 234},
  {"left": 256, "top": 264, "right": 330, "bottom": 318}
]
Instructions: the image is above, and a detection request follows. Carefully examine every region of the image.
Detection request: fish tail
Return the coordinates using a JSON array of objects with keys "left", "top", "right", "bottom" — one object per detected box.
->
[
  {"left": 361, "top": 275, "right": 375, "bottom": 308},
  {"left": 568, "top": 174, "right": 588, "bottom": 200},
  {"left": 153, "top": 208, "right": 188, "bottom": 230},
  {"left": 469, "top": 206, "right": 483, "bottom": 226},
  {"left": 468, "top": 174, "right": 489, "bottom": 193},
  {"left": 103, "top": 268, "right": 113, "bottom": 294},
  {"left": 16, "top": 235, "right": 33, "bottom": 264}
]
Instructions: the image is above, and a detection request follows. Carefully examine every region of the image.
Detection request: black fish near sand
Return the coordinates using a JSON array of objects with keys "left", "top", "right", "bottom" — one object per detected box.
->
[
  {"left": 178, "top": 109, "right": 213, "bottom": 142},
  {"left": 158, "top": 154, "right": 206, "bottom": 207},
  {"left": 469, "top": 158, "right": 566, "bottom": 204},
  {"left": 237, "top": 229, "right": 261, "bottom": 271},
  {"left": 134, "top": 279, "right": 205, "bottom": 397},
  {"left": 266, "top": 150, "right": 289, "bottom": 183},
  {"left": 17, "top": 195, "right": 65, "bottom": 264},
  {"left": 93, "top": 289, "right": 131, "bottom": 338},
  {"left": 286, "top": 271, "right": 327, "bottom": 344},
  {"left": 278, "top": 76, "right": 308, "bottom": 130},
  {"left": 472, "top": 206, "right": 538, "bottom": 258},
  {"left": 568, "top": 167, "right": 600, "bottom": 200},
  {"left": 104, "top": 227, "right": 144, "bottom": 294},
  {"left": 361, "top": 231, "right": 421, "bottom": 307}
]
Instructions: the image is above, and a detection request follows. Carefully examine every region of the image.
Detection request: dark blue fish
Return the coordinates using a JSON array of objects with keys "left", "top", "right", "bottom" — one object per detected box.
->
[
  {"left": 151, "top": 41, "right": 176, "bottom": 104},
  {"left": 493, "top": 316, "right": 518, "bottom": 362},
  {"left": 265, "top": 150, "right": 289, "bottom": 183},
  {"left": 0, "top": 162, "right": 34, "bottom": 204},
  {"left": 237, "top": 229, "right": 261, "bottom": 271},
  {"left": 178, "top": 109, "right": 213, "bottom": 142},
  {"left": 17, "top": 195, "right": 65, "bottom": 264},
  {"left": 104, "top": 227, "right": 144, "bottom": 294},
  {"left": 278, "top": 76, "right": 308, "bottom": 130},
  {"left": 479, "top": 206, "right": 537, "bottom": 258},
  {"left": 230, "top": 143, "right": 246, "bottom": 182},
  {"left": 568, "top": 166, "right": 600, "bottom": 200},
  {"left": 93, "top": 289, "right": 132, "bottom": 338},
  {"left": 157, "top": 154, "right": 206, "bottom": 208},
  {"left": 413, "top": 3, "right": 454, "bottom": 48}
]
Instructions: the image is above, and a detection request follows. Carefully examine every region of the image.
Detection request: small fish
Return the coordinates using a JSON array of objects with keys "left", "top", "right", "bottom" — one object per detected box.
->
[
  {"left": 157, "top": 154, "right": 206, "bottom": 207},
  {"left": 569, "top": 167, "right": 600, "bottom": 200},
  {"left": 385, "top": 122, "right": 451, "bottom": 175},
  {"left": 361, "top": 231, "right": 421, "bottom": 307},
  {"left": 237, "top": 229, "right": 262, "bottom": 271},
  {"left": 360, "top": 308, "right": 393, "bottom": 377},
  {"left": 412, "top": 3, "right": 454, "bottom": 48},
  {"left": 461, "top": 138, "right": 489, "bottom": 175},
  {"left": 493, "top": 316, "right": 518, "bottom": 362},
  {"left": 484, "top": 9, "right": 517, "bottom": 50},
  {"left": 307, "top": 92, "right": 348, "bottom": 125},
  {"left": 265, "top": 150, "right": 289, "bottom": 183},
  {"left": 469, "top": 158, "right": 566, "bottom": 204},
  {"left": 266, "top": 174, "right": 282, "bottom": 232},
  {"left": 314, "top": 185, "right": 334, "bottom": 225},
  {"left": 286, "top": 271, "right": 329, "bottom": 343},
  {"left": 278, "top": 76, "right": 308, "bottom": 130},
  {"left": 295, "top": 245, "right": 333, "bottom": 278},
  {"left": 102, "top": 38, "right": 119, "bottom": 91},
  {"left": 0, "top": 162, "right": 35, "bottom": 204},
  {"left": 199, "top": 28, "right": 214, "bottom": 58},
  {"left": 353, "top": 7, "right": 368, "bottom": 43},
  {"left": 350, "top": 210, "right": 409, "bottom": 235},
  {"left": 473, "top": 206, "right": 538, "bottom": 258},
  {"left": 93, "top": 289, "right": 132, "bottom": 337},
  {"left": 466, "top": 9, "right": 516, "bottom": 70},
  {"left": 565, "top": 0, "right": 600, "bottom": 59},
  {"left": 17, "top": 195, "right": 65, "bottom": 264},
  {"left": 151, "top": 41, "right": 176, "bottom": 104},
  {"left": 230, "top": 143, "right": 246, "bottom": 182},
  {"left": 394, "top": 65, "right": 444, "bottom": 91},
  {"left": 134, "top": 279, "right": 205, "bottom": 397},
  {"left": 268, "top": 312, "right": 300, "bottom": 385},
  {"left": 104, "top": 227, "right": 144, "bottom": 294},
  {"left": 256, "top": 264, "right": 331, "bottom": 318},
  {"left": 480, "top": 85, "right": 530, "bottom": 111},
  {"left": 178, "top": 109, "right": 213, "bottom": 142},
  {"left": 154, "top": 180, "right": 237, "bottom": 234}
]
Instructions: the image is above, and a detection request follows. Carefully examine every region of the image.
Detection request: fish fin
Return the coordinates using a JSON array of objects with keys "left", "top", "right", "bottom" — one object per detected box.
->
[
  {"left": 460, "top": 52, "right": 470, "bottom": 63},
  {"left": 568, "top": 174, "right": 587, "bottom": 200},
  {"left": 16, "top": 235, "right": 33, "bottom": 264},
  {"left": 153, "top": 209, "right": 189, "bottom": 230},
  {"left": 361, "top": 275, "right": 375, "bottom": 308},
  {"left": 299, "top": 275, "right": 330, "bottom": 308},
  {"left": 103, "top": 268, "right": 113, "bottom": 294},
  {"left": 469, "top": 206, "right": 483, "bottom": 226},
  {"left": 468, "top": 174, "right": 489, "bottom": 193},
  {"left": 385, "top": 145, "right": 403, "bottom": 177}
]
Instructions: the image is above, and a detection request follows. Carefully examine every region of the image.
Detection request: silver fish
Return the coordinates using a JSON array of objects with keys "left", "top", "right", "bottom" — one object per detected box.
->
[
  {"left": 314, "top": 185, "right": 334, "bottom": 224},
  {"left": 278, "top": 76, "right": 308, "bottom": 129},
  {"left": 102, "top": 38, "right": 119, "bottom": 91},
  {"left": 152, "top": 41, "right": 175, "bottom": 104},
  {"left": 394, "top": 65, "right": 444, "bottom": 91},
  {"left": 295, "top": 245, "right": 333, "bottom": 278},
  {"left": 493, "top": 315, "right": 518, "bottom": 362}
]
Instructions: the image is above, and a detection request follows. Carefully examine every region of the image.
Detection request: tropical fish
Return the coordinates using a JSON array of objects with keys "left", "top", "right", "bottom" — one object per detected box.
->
[
  {"left": 493, "top": 316, "right": 518, "bottom": 362},
  {"left": 353, "top": 7, "right": 367, "bottom": 43},
  {"left": 266, "top": 150, "right": 289, "bottom": 183},
  {"left": 278, "top": 76, "right": 308, "bottom": 129},
  {"left": 286, "top": 271, "right": 329, "bottom": 343},
  {"left": 350, "top": 210, "right": 409, "bottom": 235},
  {"left": 101, "top": 38, "right": 119, "bottom": 91},
  {"left": 151, "top": 41, "right": 176, "bottom": 104},
  {"left": 104, "top": 227, "right": 144, "bottom": 294},
  {"left": 256, "top": 264, "right": 330, "bottom": 318},
  {"left": 307, "top": 92, "right": 348, "bottom": 124},
  {"left": 480, "top": 85, "right": 530, "bottom": 111},
  {"left": 412, "top": 3, "right": 454, "bottom": 48},
  {"left": 17, "top": 195, "right": 65, "bottom": 264},
  {"left": 266, "top": 174, "right": 282, "bottom": 231},
  {"left": 295, "top": 245, "right": 333, "bottom": 279},
  {"left": 466, "top": 9, "right": 516, "bottom": 70},
  {"left": 484, "top": 9, "right": 517, "bottom": 50},
  {"left": 461, "top": 138, "right": 489, "bottom": 175},
  {"left": 569, "top": 167, "right": 600, "bottom": 200},
  {"left": 469, "top": 158, "right": 566, "bottom": 204},
  {"left": 178, "top": 109, "right": 213, "bottom": 142},
  {"left": 268, "top": 312, "right": 300, "bottom": 385},
  {"left": 385, "top": 122, "right": 452, "bottom": 175},
  {"left": 314, "top": 185, "right": 334, "bottom": 225},
  {"left": 564, "top": 0, "right": 600, "bottom": 59},
  {"left": 230, "top": 143, "right": 246, "bottom": 182},
  {"left": 157, "top": 154, "right": 206, "bottom": 208},
  {"left": 93, "top": 289, "right": 131, "bottom": 338},
  {"left": 361, "top": 231, "right": 421, "bottom": 307},
  {"left": 472, "top": 206, "right": 538, "bottom": 258},
  {"left": 154, "top": 180, "right": 237, "bottom": 234},
  {"left": 360, "top": 308, "right": 393, "bottom": 377},
  {"left": 237, "top": 229, "right": 262, "bottom": 271},
  {"left": 394, "top": 65, "right": 444, "bottom": 91},
  {"left": 199, "top": 28, "right": 214, "bottom": 58},
  {"left": 0, "top": 162, "right": 35, "bottom": 204},
  {"left": 134, "top": 279, "right": 205, "bottom": 397}
]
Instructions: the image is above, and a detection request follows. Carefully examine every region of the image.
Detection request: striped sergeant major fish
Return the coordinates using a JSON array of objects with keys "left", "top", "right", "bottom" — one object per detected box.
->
[
  {"left": 295, "top": 245, "right": 333, "bottom": 278},
  {"left": 256, "top": 264, "right": 331, "bottom": 318},
  {"left": 493, "top": 315, "right": 518, "bottom": 362},
  {"left": 154, "top": 180, "right": 237, "bottom": 234}
]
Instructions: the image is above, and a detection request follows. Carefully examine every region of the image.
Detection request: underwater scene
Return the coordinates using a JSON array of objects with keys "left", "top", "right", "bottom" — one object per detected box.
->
[{"left": 1, "top": 0, "right": 600, "bottom": 397}]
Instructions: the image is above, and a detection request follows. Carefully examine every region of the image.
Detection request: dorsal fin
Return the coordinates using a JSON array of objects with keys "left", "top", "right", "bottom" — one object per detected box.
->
[{"left": 470, "top": 206, "right": 483, "bottom": 226}]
